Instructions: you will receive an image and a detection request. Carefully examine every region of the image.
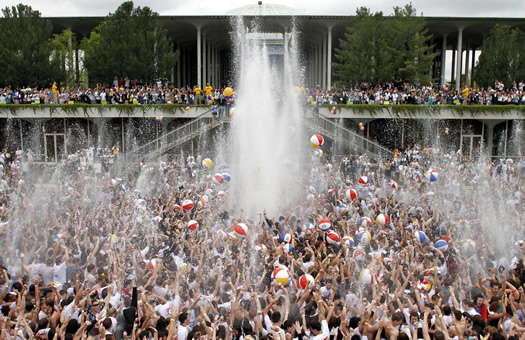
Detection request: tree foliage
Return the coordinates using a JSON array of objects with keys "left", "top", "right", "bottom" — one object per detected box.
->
[
  {"left": 334, "top": 4, "right": 437, "bottom": 87},
  {"left": 0, "top": 4, "right": 60, "bottom": 88},
  {"left": 474, "top": 25, "right": 525, "bottom": 89},
  {"left": 51, "top": 29, "right": 79, "bottom": 90},
  {"left": 82, "top": 1, "right": 178, "bottom": 84}
]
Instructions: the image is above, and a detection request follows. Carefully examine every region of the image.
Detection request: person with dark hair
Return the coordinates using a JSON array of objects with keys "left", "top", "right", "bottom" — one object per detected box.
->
[{"left": 178, "top": 312, "right": 190, "bottom": 340}]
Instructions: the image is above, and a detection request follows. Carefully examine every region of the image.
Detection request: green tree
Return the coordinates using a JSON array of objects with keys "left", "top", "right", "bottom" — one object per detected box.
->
[
  {"left": 474, "top": 25, "right": 525, "bottom": 89},
  {"left": 0, "top": 4, "right": 61, "bottom": 88},
  {"left": 51, "top": 29, "right": 78, "bottom": 91},
  {"left": 334, "top": 4, "right": 437, "bottom": 86},
  {"left": 82, "top": 1, "right": 178, "bottom": 84}
]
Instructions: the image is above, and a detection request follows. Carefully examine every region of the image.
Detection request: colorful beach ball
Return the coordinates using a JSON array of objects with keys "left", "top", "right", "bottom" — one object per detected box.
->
[
  {"left": 108, "top": 179, "right": 118, "bottom": 187},
  {"left": 342, "top": 236, "right": 355, "bottom": 247},
  {"left": 282, "top": 243, "right": 293, "bottom": 254},
  {"left": 360, "top": 217, "right": 372, "bottom": 228},
  {"left": 152, "top": 216, "right": 162, "bottom": 225},
  {"left": 174, "top": 204, "right": 182, "bottom": 212},
  {"left": 297, "top": 274, "right": 315, "bottom": 290},
  {"left": 212, "top": 173, "right": 224, "bottom": 185},
  {"left": 435, "top": 239, "right": 448, "bottom": 251},
  {"left": 462, "top": 239, "right": 476, "bottom": 253},
  {"left": 281, "top": 233, "right": 293, "bottom": 243},
  {"left": 425, "top": 169, "right": 439, "bottom": 182},
  {"left": 217, "top": 191, "right": 225, "bottom": 199},
  {"left": 413, "top": 230, "right": 427, "bottom": 244},
  {"left": 303, "top": 223, "right": 315, "bottom": 234},
  {"left": 272, "top": 267, "right": 290, "bottom": 286},
  {"left": 326, "top": 231, "right": 340, "bottom": 244},
  {"left": 202, "top": 158, "right": 213, "bottom": 169},
  {"left": 308, "top": 185, "right": 318, "bottom": 194},
  {"left": 218, "top": 164, "right": 229, "bottom": 171},
  {"left": 337, "top": 203, "right": 348, "bottom": 215},
  {"left": 427, "top": 266, "right": 442, "bottom": 277},
  {"left": 310, "top": 134, "right": 324, "bottom": 148},
  {"left": 358, "top": 176, "right": 370, "bottom": 186},
  {"left": 234, "top": 223, "right": 248, "bottom": 237},
  {"left": 388, "top": 179, "right": 398, "bottom": 189},
  {"left": 346, "top": 188, "right": 357, "bottom": 200},
  {"left": 307, "top": 194, "right": 315, "bottom": 202},
  {"left": 187, "top": 220, "right": 199, "bottom": 231},
  {"left": 357, "top": 231, "right": 372, "bottom": 245},
  {"left": 255, "top": 244, "right": 268, "bottom": 252},
  {"left": 221, "top": 173, "right": 231, "bottom": 182},
  {"left": 353, "top": 249, "right": 364, "bottom": 261},
  {"left": 319, "top": 219, "right": 332, "bottom": 231},
  {"left": 420, "top": 280, "right": 432, "bottom": 292},
  {"left": 314, "top": 149, "right": 324, "bottom": 158},
  {"left": 182, "top": 199, "right": 194, "bottom": 211},
  {"left": 376, "top": 214, "right": 389, "bottom": 226},
  {"left": 360, "top": 269, "right": 377, "bottom": 285}
]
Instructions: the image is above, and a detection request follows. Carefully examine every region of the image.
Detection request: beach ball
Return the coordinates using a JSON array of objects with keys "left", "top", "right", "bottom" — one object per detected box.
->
[
  {"left": 272, "top": 267, "right": 290, "bottom": 286},
  {"left": 420, "top": 281, "right": 432, "bottom": 292},
  {"left": 218, "top": 164, "right": 229, "bottom": 171},
  {"left": 308, "top": 185, "right": 318, "bottom": 194},
  {"left": 187, "top": 220, "right": 199, "bottom": 231},
  {"left": 202, "top": 158, "right": 213, "bottom": 169},
  {"left": 205, "top": 188, "right": 214, "bottom": 196},
  {"left": 152, "top": 216, "right": 162, "bottom": 225},
  {"left": 255, "top": 244, "right": 268, "bottom": 252},
  {"left": 360, "top": 269, "right": 377, "bottom": 285},
  {"left": 314, "top": 149, "right": 324, "bottom": 158},
  {"left": 147, "top": 259, "right": 158, "bottom": 271},
  {"left": 360, "top": 217, "right": 372, "bottom": 228},
  {"left": 388, "top": 179, "right": 398, "bottom": 189},
  {"left": 174, "top": 204, "right": 182, "bottom": 212},
  {"left": 462, "top": 239, "right": 476, "bottom": 253},
  {"left": 358, "top": 176, "right": 370, "bottom": 186},
  {"left": 223, "top": 87, "right": 234, "bottom": 97},
  {"left": 281, "top": 233, "right": 293, "bottom": 244},
  {"left": 307, "top": 194, "right": 315, "bottom": 202},
  {"left": 212, "top": 173, "right": 224, "bottom": 185},
  {"left": 297, "top": 274, "right": 315, "bottom": 290},
  {"left": 376, "top": 214, "right": 389, "bottom": 226},
  {"left": 221, "top": 173, "right": 231, "bottom": 182},
  {"left": 217, "top": 230, "right": 228, "bottom": 239},
  {"left": 357, "top": 231, "right": 371, "bottom": 245},
  {"left": 353, "top": 249, "right": 364, "bottom": 261},
  {"left": 360, "top": 125, "right": 365, "bottom": 131},
  {"left": 53, "top": 233, "right": 64, "bottom": 242},
  {"left": 217, "top": 191, "right": 225, "bottom": 199},
  {"left": 435, "top": 239, "right": 448, "bottom": 251},
  {"left": 319, "top": 219, "right": 332, "bottom": 231},
  {"left": 182, "top": 200, "right": 194, "bottom": 211},
  {"left": 234, "top": 223, "right": 248, "bottom": 237},
  {"left": 427, "top": 266, "right": 442, "bottom": 277},
  {"left": 179, "top": 263, "right": 191, "bottom": 273},
  {"left": 326, "top": 231, "right": 340, "bottom": 244},
  {"left": 516, "top": 240, "right": 524, "bottom": 247},
  {"left": 413, "top": 230, "right": 427, "bottom": 244},
  {"left": 108, "top": 179, "right": 118, "bottom": 187},
  {"left": 228, "top": 232, "right": 238, "bottom": 240},
  {"left": 342, "top": 236, "right": 355, "bottom": 247},
  {"left": 200, "top": 195, "right": 209, "bottom": 206},
  {"left": 303, "top": 223, "right": 315, "bottom": 234},
  {"left": 185, "top": 106, "right": 190, "bottom": 111},
  {"left": 310, "top": 134, "right": 324, "bottom": 148},
  {"left": 425, "top": 169, "right": 438, "bottom": 182},
  {"left": 337, "top": 203, "right": 348, "bottom": 215},
  {"left": 346, "top": 188, "right": 357, "bottom": 200},
  {"left": 282, "top": 243, "right": 293, "bottom": 254}
]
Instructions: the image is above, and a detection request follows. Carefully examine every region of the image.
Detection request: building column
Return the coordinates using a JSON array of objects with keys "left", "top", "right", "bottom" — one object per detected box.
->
[
  {"left": 470, "top": 47, "right": 476, "bottom": 86},
  {"left": 197, "top": 26, "right": 202, "bottom": 87},
  {"left": 450, "top": 48, "right": 456, "bottom": 86},
  {"left": 455, "top": 27, "right": 463, "bottom": 90},
  {"left": 464, "top": 43, "right": 470, "bottom": 87},
  {"left": 322, "top": 36, "right": 327, "bottom": 90},
  {"left": 327, "top": 26, "right": 333, "bottom": 90},
  {"left": 202, "top": 33, "right": 207, "bottom": 87},
  {"left": 176, "top": 45, "right": 181, "bottom": 88},
  {"left": 441, "top": 34, "right": 447, "bottom": 86}
]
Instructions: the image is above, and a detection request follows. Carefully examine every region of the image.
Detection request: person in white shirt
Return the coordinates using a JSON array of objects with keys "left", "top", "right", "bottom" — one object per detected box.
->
[{"left": 178, "top": 312, "right": 191, "bottom": 340}]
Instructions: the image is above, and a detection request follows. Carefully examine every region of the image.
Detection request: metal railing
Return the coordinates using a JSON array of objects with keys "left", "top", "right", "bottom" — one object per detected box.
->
[
  {"left": 312, "top": 113, "right": 393, "bottom": 161},
  {"left": 128, "top": 109, "right": 224, "bottom": 159}
]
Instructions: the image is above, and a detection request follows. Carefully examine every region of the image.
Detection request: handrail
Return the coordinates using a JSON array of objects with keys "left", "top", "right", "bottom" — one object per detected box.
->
[
  {"left": 128, "top": 108, "right": 214, "bottom": 157},
  {"left": 311, "top": 111, "right": 393, "bottom": 161}
]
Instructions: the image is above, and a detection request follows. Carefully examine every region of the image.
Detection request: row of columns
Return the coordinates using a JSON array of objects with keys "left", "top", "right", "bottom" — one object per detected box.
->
[
  {"left": 439, "top": 29, "right": 477, "bottom": 89},
  {"left": 307, "top": 27, "right": 333, "bottom": 90}
]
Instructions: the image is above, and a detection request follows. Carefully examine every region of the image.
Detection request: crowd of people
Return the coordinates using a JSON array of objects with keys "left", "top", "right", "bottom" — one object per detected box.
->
[
  {"left": 1, "top": 79, "right": 525, "bottom": 107},
  {"left": 0, "top": 134, "right": 524, "bottom": 340}
]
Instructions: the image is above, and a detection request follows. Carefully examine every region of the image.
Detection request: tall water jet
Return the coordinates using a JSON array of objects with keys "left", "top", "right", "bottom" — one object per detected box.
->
[{"left": 228, "top": 17, "right": 307, "bottom": 218}]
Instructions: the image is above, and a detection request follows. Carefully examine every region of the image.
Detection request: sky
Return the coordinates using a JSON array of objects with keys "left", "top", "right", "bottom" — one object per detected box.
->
[{"left": 2, "top": 0, "right": 525, "bottom": 18}]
